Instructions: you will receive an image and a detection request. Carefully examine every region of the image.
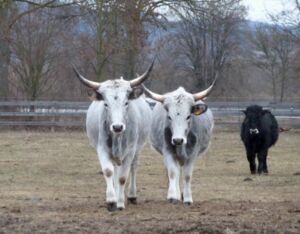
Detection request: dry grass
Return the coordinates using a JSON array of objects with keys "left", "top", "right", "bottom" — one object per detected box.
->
[{"left": 0, "top": 129, "right": 299, "bottom": 233}]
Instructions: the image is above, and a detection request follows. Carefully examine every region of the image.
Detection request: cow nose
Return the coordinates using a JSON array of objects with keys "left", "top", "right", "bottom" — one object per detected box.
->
[
  {"left": 112, "top": 124, "right": 123, "bottom": 133},
  {"left": 172, "top": 138, "right": 184, "bottom": 145}
]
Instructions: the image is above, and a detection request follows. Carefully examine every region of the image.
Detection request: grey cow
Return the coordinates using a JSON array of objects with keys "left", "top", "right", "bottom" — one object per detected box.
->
[
  {"left": 144, "top": 84, "right": 214, "bottom": 205},
  {"left": 73, "top": 62, "right": 153, "bottom": 211}
]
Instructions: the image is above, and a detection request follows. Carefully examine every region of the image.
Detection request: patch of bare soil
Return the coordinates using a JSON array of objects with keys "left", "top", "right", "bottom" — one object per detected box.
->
[
  {"left": 0, "top": 130, "right": 299, "bottom": 233},
  {"left": 1, "top": 199, "right": 299, "bottom": 233}
]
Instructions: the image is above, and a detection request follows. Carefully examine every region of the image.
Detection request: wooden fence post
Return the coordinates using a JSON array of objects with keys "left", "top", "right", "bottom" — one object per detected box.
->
[{"left": 51, "top": 105, "right": 55, "bottom": 132}]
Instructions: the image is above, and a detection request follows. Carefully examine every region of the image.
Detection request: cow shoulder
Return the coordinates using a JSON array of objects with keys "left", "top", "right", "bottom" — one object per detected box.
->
[{"left": 263, "top": 110, "right": 279, "bottom": 146}]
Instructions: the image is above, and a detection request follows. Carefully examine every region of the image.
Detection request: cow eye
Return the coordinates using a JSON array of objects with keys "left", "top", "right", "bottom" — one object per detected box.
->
[
  {"left": 125, "top": 102, "right": 129, "bottom": 106},
  {"left": 104, "top": 103, "right": 108, "bottom": 108},
  {"left": 167, "top": 115, "right": 172, "bottom": 120},
  {"left": 186, "top": 115, "right": 191, "bottom": 120}
]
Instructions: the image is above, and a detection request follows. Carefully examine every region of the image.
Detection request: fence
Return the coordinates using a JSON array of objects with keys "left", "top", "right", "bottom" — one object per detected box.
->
[{"left": 0, "top": 101, "right": 299, "bottom": 130}]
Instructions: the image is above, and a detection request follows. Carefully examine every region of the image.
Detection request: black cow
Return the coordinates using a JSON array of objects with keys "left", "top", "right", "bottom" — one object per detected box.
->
[{"left": 240, "top": 105, "right": 279, "bottom": 175}]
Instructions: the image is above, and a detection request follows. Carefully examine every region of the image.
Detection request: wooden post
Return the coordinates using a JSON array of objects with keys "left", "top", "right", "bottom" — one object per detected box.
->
[{"left": 51, "top": 105, "right": 55, "bottom": 132}]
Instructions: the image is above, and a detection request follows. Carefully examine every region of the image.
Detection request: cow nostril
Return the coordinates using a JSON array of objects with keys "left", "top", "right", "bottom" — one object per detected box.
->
[
  {"left": 172, "top": 138, "right": 184, "bottom": 145},
  {"left": 112, "top": 125, "right": 123, "bottom": 132}
]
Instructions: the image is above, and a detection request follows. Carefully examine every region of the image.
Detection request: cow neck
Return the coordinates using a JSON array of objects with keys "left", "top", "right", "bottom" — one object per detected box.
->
[
  {"left": 175, "top": 145, "right": 188, "bottom": 166},
  {"left": 111, "top": 133, "right": 124, "bottom": 163},
  {"left": 103, "top": 119, "right": 126, "bottom": 165},
  {"left": 164, "top": 127, "right": 188, "bottom": 165}
]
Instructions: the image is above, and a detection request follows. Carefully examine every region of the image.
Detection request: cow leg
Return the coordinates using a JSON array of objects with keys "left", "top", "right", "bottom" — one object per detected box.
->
[
  {"left": 164, "top": 153, "right": 181, "bottom": 203},
  {"left": 263, "top": 154, "right": 268, "bottom": 174},
  {"left": 97, "top": 147, "right": 117, "bottom": 211},
  {"left": 116, "top": 157, "right": 132, "bottom": 210},
  {"left": 182, "top": 159, "right": 195, "bottom": 205},
  {"left": 246, "top": 149, "right": 256, "bottom": 174},
  {"left": 258, "top": 148, "right": 268, "bottom": 175},
  {"left": 176, "top": 168, "right": 181, "bottom": 201},
  {"left": 127, "top": 154, "right": 138, "bottom": 204},
  {"left": 113, "top": 165, "right": 119, "bottom": 198}
]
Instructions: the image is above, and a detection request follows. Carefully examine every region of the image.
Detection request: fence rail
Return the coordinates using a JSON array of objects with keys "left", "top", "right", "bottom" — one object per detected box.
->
[{"left": 0, "top": 101, "right": 299, "bottom": 129}]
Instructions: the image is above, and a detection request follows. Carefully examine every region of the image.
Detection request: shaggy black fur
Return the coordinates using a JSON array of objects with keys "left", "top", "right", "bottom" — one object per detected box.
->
[{"left": 240, "top": 105, "right": 278, "bottom": 174}]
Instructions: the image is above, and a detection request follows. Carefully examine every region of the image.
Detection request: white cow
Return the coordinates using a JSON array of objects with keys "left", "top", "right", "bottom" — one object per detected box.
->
[
  {"left": 144, "top": 84, "right": 214, "bottom": 205},
  {"left": 73, "top": 63, "right": 153, "bottom": 211}
]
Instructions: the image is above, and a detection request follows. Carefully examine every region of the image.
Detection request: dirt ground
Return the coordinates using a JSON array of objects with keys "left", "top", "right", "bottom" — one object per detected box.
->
[{"left": 0, "top": 129, "right": 299, "bottom": 234}]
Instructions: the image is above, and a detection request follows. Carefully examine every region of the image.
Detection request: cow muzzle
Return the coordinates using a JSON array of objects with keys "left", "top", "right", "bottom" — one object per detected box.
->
[
  {"left": 249, "top": 128, "right": 259, "bottom": 135},
  {"left": 172, "top": 137, "right": 186, "bottom": 146},
  {"left": 110, "top": 123, "right": 126, "bottom": 134}
]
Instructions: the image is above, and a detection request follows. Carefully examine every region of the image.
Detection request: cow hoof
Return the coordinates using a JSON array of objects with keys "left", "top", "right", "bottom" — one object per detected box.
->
[
  {"left": 118, "top": 207, "right": 124, "bottom": 211},
  {"left": 258, "top": 172, "right": 268, "bottom": 176},
  {"left": 183, "top": 202, "right": 192, "bottom": 206},
  {"left": 107, "top": 202, "right": 117, "bottom": 212},
  {"left": 127, "top": 197, "right": 137, "bottom": 204},
  {"left": 168, "top": 198, "right": 179, "bottom": 204},
  {"left": 251, "top": 171, "right": 256, "bottom": 175}
]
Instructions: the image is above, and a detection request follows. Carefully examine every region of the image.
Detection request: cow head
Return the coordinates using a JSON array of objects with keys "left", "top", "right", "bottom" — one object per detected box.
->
[
  {"left": 73, "top": 61, "right": 154, "bottom": 135},
  {"left": 242, "top": 105, "right": 268, "bottom": 135},
  {"left": 144, "top": 82, "right": 215, "bottom": 146}
]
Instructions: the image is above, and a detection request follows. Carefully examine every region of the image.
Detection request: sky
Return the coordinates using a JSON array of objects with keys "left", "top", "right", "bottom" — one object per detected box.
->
[{"left": 243, "top": 0, "right": 296, "bottom": 22}]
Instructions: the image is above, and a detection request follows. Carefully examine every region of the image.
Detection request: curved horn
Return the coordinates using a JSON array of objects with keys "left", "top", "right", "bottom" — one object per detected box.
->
[
  {"left": 142, "top": 85, "right": 165, "bottom": 103},
  {"left": 72, "top": 65, "right": 101, "bottom": 90},
  {"left": 130, "top": 59, "right": 155, "bottom": 87},
  {"left": 193, "top": 74, "right": 218, "bottom": 101}
]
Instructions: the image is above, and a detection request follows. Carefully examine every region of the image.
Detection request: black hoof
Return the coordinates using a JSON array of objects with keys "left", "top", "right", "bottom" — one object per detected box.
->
[
  {"left": 258, "top": 169, "right": 262, "bottom": 175},
  {"left": 107, "top": 202, "right": 117, "bottom": 212},
  {"left": 183, "top": 202, "right": 192, "bottom": 206},
  {"left": 127, "top": 197, "right": 137, "bottom": 204},
  {"left": 258, "top": 171, "right": 268, "bottom": 176},
  {"left": 251, "top": 171, "right": 256, "bottom": 175},
  {"left": 118, "top": 207, "right": 124, "bottom": 211},
  {"left": 168, "top": 198, "right": 179, "bottom": 204}
]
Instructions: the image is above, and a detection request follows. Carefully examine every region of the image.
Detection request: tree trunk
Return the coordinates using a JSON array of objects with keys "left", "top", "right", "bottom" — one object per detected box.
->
[
  {"left": 280, "top": 71, "right": 286, "bottom": 102},
  {"left": 0, "top": 7, "right": 10, "bottom": 99},
  {"left": 270, "top": 67, "right": 277, "bottom": 102}
]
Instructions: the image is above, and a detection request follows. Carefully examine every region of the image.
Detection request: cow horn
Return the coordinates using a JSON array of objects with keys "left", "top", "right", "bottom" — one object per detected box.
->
[
  {"left": 130, "top": 59, "right": 155, "bottom": 87},
  {"left": 193, "top": 74, "right": 218, "bottom": 101},
  {"left": 143, "top": 85, "right": 165, "bottom": 103},
  {"left": 72, "top": 65, "right": 101, "bottom": 90}
]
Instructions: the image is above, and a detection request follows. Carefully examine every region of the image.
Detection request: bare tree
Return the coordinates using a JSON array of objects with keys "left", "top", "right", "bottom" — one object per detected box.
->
[
  {"left": 175, "top": 0, "right": 245, "bottom": 89},
  {"left": 9, "top": 6, "right": 67, "bottom": 100},
  {"left": 0, "top": 0, "right": 83, "bottom": 99},
  {"left": 249, "top": 25, "right": 278, "bottom": 101},
  {"left": 73, "top": 0, "right": 199, "bottom": 82},
  {"left": 0, "top": 5, "right": 12, "bottom": 98},
  {"left": 249, "top": 24, "right": 295, "bottom": 102}
]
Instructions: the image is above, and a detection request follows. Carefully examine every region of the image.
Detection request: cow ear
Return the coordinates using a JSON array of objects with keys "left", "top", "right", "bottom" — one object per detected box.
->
[
  {"left": 87, "top": 90, "right": 101, "bottom": 101},
  {"left": 192, "top": 103, "right": 207, "bottom": 116},
  {"left": 241, "top": 110, "right": 246, "bottom": 115},
  {"left": 88, "top": 90, "right": 103, "bottom": 101},
  {"left": 262, "top": 109, "right": 270, "bottom": 115},
  {"left": 129, "top": 86, "right": 144, "bottom": 99}
]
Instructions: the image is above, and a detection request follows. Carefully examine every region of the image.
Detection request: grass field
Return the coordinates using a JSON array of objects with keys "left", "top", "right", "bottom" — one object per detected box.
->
[{"left": 0, "top": 129, "right": 299, "bottom": 233}]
